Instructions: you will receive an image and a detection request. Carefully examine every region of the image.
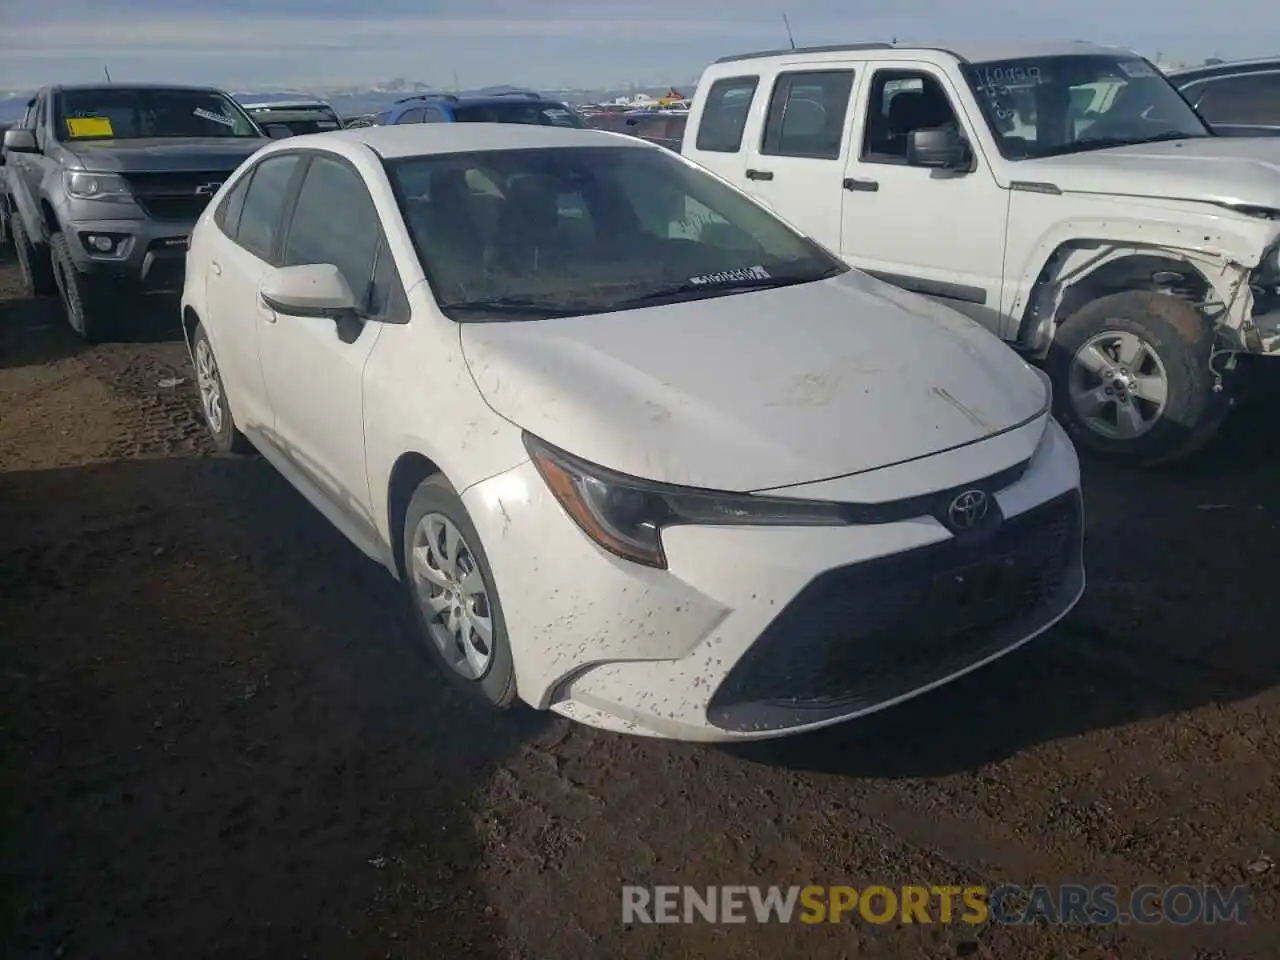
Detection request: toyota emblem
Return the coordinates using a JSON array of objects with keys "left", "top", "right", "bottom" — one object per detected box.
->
[{"left": 947, "top": 489, "right": 989, "bottom": 529}]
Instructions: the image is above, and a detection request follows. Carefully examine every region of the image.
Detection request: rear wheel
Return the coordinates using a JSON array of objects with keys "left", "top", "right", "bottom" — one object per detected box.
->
[
  {"left": 191, "top": 322, "right": 253, "bottom": 454},
  {"left": 402, "top": 475, "right": 517, "bottom": 708},
  {"left": 1048, "top": 290, "right": 1227, "bottom": 465},
  {"left": 50, "top": 231, "right": 118, "bottom": 343}
]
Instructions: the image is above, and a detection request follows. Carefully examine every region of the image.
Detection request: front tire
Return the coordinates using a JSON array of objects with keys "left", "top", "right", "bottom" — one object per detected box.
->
[
  {"left": 191, "top": 323, "right": 252, "bottom": 454},
  {"left": 1048, "top": 290, "right": 1227, "bottom": 465},
  {"left": 402, "top": 475, "right": 517, "bottom": 708},
  {"left": 10, "top": 216, "right": 56, "bottom": 297},
  {"left": 50, "top": 231, "right": 118, "bottom": 343}
]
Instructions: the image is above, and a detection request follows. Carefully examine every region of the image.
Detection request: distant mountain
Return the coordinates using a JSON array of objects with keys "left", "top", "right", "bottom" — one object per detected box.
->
[{"left": 0, "top": 81, "right": 695, "bottom": 124}]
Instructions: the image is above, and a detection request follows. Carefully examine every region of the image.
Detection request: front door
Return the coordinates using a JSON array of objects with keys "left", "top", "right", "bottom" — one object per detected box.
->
[
  {"left": 839, "top": 62, "right": 1009, "bottom": 335},
  {"left": 256, "top": 153, "right": 386, "bottom": 537}
]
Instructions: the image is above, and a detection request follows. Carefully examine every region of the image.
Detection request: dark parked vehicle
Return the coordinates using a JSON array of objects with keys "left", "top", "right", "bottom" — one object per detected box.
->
[
  {"left": 1168, "top": 58, "right": 1280, "bottom": 136},
  {"left": 0, "top": 83, "right": 269, "bottom": 341},
  {"left": 620, "top": 112, "right": 687, "bottom": 151}
]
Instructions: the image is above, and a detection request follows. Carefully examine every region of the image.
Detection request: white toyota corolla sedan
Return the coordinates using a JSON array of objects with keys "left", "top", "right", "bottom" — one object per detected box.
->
[{"left": 180, "top": 123, "right": 1085, "bottom": 742}]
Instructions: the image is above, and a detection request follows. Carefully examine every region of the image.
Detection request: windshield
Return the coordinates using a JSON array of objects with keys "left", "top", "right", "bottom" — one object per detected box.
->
[
  {"left": 55, "top": 88, "right": 262, "bottom": 141},
  {"left": 451, "top": 102, "right": 585, "bottom": 128},
  {"left": 961, "top": 54, "right": 1211, "bottom": 159},
  {"left": 387, "top": 145, "right": 846, "bottom": 321}
]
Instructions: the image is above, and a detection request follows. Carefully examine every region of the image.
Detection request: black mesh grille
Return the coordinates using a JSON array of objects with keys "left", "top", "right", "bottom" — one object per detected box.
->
[
  {"left": 707, "top": 490, "right": 1083, "bottom": 733},
  {"left": 121, "top": 171, "right": 230, "bottom": 222}
]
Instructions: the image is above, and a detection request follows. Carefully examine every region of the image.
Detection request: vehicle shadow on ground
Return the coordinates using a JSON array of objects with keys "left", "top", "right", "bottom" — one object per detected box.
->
[
  {"left": 0, "top": 453, "right": 544, "bottom": 958},
  {"left": 732, "top": 387, "right": 1280, "bottom": 779}
]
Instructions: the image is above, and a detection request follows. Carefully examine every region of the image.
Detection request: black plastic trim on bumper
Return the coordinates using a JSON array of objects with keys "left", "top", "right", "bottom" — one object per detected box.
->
[{"left": 706, "top": 490, "right": 1084, "bottom": 734}]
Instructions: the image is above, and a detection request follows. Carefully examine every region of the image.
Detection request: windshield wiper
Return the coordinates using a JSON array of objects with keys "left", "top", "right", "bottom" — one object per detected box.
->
[
  {"left": 610, "top": 269, "right": 836, "bottom": 309},
  {"left": 439, "top": 297, "right": 581, "bottom": 320}
]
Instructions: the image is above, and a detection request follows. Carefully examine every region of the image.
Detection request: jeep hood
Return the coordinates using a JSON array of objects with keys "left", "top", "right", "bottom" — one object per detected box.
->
[
  {"left": 60, "top": 137, "right": 269, "bottom": 174},
  {"left": 1021, "top": 137, "right": 1280, "bottom": 211},
  {"left": 460, "top": 271, "right": 1050, "bottom": 492}
]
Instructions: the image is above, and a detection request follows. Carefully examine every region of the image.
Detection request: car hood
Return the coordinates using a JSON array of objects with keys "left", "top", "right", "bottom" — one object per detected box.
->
[
  {"left": 460, "top": 271, "right": 1049, "bottom": 492},
  {"left": 59, "top": 137, "right": 269, "bottom": 173},
  {"left": 1021, "top": 138, "right": 1280, "bottom": 210}
]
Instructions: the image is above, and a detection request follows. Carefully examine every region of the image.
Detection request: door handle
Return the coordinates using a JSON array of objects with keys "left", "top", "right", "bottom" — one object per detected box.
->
[
  {"left": 745, "top": 168, "right": 774, "bottom": 181},
  {"left": 209, "top": 260, "right": 222, "bottom": 276},
  {"left": 843, "top": 177, "right": 879, "bottom": 192}
]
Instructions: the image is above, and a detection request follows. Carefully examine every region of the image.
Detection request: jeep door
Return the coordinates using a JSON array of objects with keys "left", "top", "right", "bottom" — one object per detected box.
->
[{"left": 838, "top": 62, "right": 1009, "bottom": 334}]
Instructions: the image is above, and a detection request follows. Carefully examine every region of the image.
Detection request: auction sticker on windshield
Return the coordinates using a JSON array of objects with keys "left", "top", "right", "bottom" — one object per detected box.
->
[
  {"left": 689, "top": 265, "right": 771, "bottom": 285},
  {"left": 65, "top": 117, "right": 113, "bottom": 138},
  {"left": 193, "top": 107, "right": 236, "bottom": 128}
]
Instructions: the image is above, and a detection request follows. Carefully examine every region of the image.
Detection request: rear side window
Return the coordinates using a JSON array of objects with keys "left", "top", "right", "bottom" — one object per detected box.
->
[
  {"left": 1194, "top": 72, "right": 1280, "bottom": 125},
  {"left": 422, "top": 108, "right": 446, "bottom": 123},
  {"left": 695, "top": 76, "right": 759, "bottom": 152},
  {"left": 397, "top": 108, "right": 426, "bottom": 124},
  {"left": 761, "top": 70, "right": 855, "bottom": 159},
  {"left": 236, "top": 154, "right": 302, "bottom": 261}
]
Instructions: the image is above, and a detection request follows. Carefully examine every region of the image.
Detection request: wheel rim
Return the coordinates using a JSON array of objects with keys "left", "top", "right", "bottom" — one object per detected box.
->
[
  {"left": 194, "top": 339, "right": 225, "bottom": 435},
  {"left": 1068, "top": 328, "right": 1169, "bottom": 440},
  {"left": 409, "top": 512, "right": 494, "bottom": 680}
]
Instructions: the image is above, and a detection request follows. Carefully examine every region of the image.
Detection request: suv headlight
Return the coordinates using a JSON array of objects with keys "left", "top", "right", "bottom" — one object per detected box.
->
[
  {"left": 524, "top": 433, "right": 847, "bottom": 569},
  {"left": 64, "top": 171, "right": 132, "bottom": 202}
]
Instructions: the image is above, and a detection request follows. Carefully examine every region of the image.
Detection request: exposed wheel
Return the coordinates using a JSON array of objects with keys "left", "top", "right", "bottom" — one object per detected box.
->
[
  {"left": 50, "top": 231, "right": 120, "bottom": 343},
  {"left": 1048, "top": 290, "right": 1228, "bottom": 465},
  {"left": 402, "top": 475, "right": 516, "bottom": 707},
  {"left": 9, "top": 216, "right": 56, "bottom": 297},
  {"left": 191, "top": 322, "right": 253, "bottom": 454}
]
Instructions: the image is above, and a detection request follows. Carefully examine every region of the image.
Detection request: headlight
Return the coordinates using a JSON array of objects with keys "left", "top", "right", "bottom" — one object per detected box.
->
[
  {"left": 63, "top": 171, "right": 132, "bottom": 202},
  {"left": 524, "top": 433, "right": 847, "bottom": 568}
]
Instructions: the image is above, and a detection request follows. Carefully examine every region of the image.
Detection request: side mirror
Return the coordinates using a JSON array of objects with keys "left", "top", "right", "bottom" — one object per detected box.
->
[
  {"left": 906, "top": 127, "right": 971, "bottom": 170},
  {"left": 3, "top": 128, "right": 39, "bottom": 154},
  {"left": 261, "top": 264, "right": 358, "bottom": 319},
  {"left": 262, "top": 123, "right": 293, "bottom": 139}
]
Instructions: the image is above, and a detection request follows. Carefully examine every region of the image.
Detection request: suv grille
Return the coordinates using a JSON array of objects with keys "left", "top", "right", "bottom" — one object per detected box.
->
[
  {"left": 121, "top": 171, "right": 235, "bottom": 222},
  {"left": 707, "top": 490, "right": 1083, "bottom": 733}
]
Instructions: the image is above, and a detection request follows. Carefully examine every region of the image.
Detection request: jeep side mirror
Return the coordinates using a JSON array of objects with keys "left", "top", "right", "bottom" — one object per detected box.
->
[
  {"left": 906, "top": 127, "right": 971, "bottom": 170},
  {"left": 3, "top": 128, "right": 39, "bottom": 154}
]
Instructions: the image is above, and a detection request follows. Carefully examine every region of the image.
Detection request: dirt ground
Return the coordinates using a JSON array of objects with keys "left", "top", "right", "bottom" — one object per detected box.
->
[{"left": 1, "top": 249, "right": 1278, "bottom": 960}]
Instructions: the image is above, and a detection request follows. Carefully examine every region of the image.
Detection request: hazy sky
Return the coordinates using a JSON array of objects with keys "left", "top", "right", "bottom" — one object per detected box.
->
[{"left": 0, "top": 0, "right": 1263, "bottom": 91}]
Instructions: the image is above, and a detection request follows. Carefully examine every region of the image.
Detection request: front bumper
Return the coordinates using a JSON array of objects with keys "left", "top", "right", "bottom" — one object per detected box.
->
[
  {"left": 61, "top": 216, "right": 196, "bottom": 293},
  {"left": 462, "top": 417, "right": 1084, "bottom": 742}
]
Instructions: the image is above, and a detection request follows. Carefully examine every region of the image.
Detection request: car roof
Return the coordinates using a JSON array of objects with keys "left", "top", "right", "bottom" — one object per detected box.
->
[
  {"left": 1166, "top": 57, "right": 1280, "bottom": 81},
  {"left": 278, "top": 123, "right": 646, "bottom": 159},
  {"left": 711, "top": 39, "right": 1134, "bottom": 67}
]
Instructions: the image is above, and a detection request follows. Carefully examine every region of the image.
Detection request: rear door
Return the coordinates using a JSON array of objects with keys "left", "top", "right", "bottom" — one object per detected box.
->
[
  {"left": 682, "top": 74, "right": 765, "bottom": 189},
  {"left": 739, "top": 65, "right": 860, "bottom": 249}
]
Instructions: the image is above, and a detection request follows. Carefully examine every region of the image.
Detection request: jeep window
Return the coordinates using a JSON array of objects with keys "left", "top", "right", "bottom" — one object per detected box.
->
[
  {"left": 281, "top": 156, "right": 383, "bottom": 310},
  {"left": 761, "top": 70, "right": 855, "bottom": 160},
  {"left": 962, "top": 54, "right": 1210, "bottom": 159},
  {"left": 1193, "top": 72, "right": 1280, "bottom": 126},
  {"left": 386, "top": 144, "right": 846, "bottom": 321},
  {"left": 236, "top": 154, "right": 303, "bottom": 262},
  {"left": 862, "top": 71, "right": 965, "bottom": 164},
  {"left": 695, "top": 76, "right": 759, "bottom": 152},
  {"left": 449, "top": 102, "right": 585, "bottom": 128},
  {"left": 54, "top": 88, "right": 261, "bottom": 141}
]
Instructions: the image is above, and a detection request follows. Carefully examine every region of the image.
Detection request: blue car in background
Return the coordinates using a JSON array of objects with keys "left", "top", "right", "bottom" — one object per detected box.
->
[{"left": 374, "top": 91, "right": 586, "bottom": 128}]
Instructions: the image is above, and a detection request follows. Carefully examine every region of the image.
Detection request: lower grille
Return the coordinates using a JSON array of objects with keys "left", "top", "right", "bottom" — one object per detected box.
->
[{"left": 707, "top": 490, "right": 1083, "bottom": 733}]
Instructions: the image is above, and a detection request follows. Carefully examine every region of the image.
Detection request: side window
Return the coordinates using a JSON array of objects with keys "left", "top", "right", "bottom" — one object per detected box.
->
[
  {"left": 214, "top": 172, "right": 252, "bottom": 239},
  {"left": 281, "top": 155, "right": 382, "bottom": 310},
  {"left": 20, "top": 98, "right": 36, "bottom": 128},
  {"left": 761, "top": 70, "right": 855, "bottom": 159},
  {"left": 236, "top": 154, "right": 302, "bottom": 262},
  {"left": 1178, "top": 79, "right": 1209, "bottom": 109},
  {"left": 368, "top": 240, "right": 409, "bottom": 322},
  {"left": 1195, "top": 73, "right": 1280, "bottom": 125},
  {"left": 421, "top": 108, "right": 445, "bottom": 123},
  {"left": 861, "top": 70, "right": 961, "bottom": 164},
  {"left": 372, "top": 111, "right": 390, "bottom": 126},
  {"left": 33, "top": 95, "right": 47, "bottom": 146},
  {"left": 397, "top": 108, "right": 426, "bottom": 124},
  {"left": 695, "top": 76, "right": 759, "bottom": 152}
]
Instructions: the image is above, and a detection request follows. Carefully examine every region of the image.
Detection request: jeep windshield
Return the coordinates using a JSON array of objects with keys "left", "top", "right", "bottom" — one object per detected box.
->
[
  {"left": 961, "top": 54, "right": 1211, "bottom": 160},
  {"left": 387, "top": 145, "right": 846, "bottom": 321},
  {"left": 54, "top": 88, "right": 262, "bottom": 141}
]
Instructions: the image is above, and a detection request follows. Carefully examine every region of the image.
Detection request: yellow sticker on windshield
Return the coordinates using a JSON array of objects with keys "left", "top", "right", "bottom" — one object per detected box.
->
[{"left": 66, "top": 116, "right": 114, "bottom": 137}]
